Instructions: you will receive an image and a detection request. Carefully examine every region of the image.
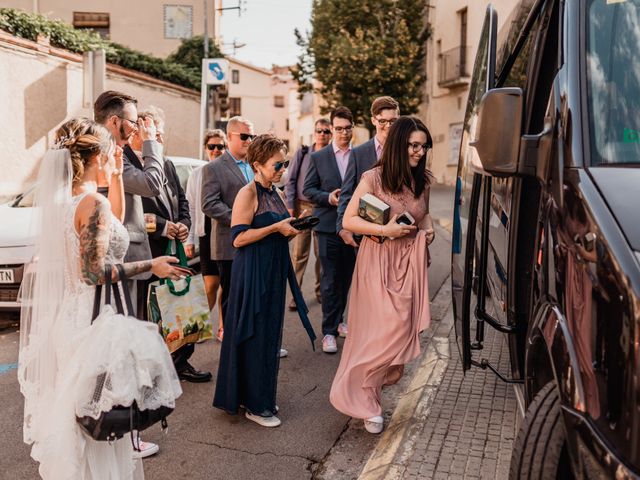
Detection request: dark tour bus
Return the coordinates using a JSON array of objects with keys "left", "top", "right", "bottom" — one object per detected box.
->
[{"left": 452, "top": 0, "right": 640, "bottom": 478}]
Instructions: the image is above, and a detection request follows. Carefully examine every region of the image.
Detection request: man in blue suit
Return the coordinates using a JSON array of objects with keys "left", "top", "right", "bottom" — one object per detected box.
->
[
  {"left": 303, "top": 106, "right": 356, "bottom": 354},
  {"left": 336, "top": 96, "right": 400, "bottom": 246}
]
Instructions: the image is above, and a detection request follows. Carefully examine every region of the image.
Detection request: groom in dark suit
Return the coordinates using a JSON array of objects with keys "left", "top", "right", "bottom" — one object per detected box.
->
[
  {"left": 303, "top": 106, "right": 357, "bottom": 354},
  {"left": 336, "top": 96, "right": 400, "bottom": 245}
]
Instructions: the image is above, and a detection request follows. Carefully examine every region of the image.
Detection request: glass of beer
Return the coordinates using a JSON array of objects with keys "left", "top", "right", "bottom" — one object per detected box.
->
[{"left": 144, "top": 213, "right": 157, "bottom": 233}]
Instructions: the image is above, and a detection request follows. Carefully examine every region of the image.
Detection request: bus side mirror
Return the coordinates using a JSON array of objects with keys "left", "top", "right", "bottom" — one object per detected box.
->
[{"left": 471, "top": 87, "right": 523, "bottom": 177}]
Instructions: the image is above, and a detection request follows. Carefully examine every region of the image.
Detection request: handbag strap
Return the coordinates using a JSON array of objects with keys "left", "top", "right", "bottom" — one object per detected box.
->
[
  {"left": 115, "top": 264, "right": 135, "bottom": 315},
  {"left": 91, "top": 264, "right": 137, "bottom": 319}
]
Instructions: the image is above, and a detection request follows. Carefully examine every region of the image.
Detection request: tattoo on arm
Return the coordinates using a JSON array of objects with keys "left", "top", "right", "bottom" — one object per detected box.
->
[
  {"left": 118, "top": 259, "right": 154, "bottom": 280},
  {"left": 78, "top": 199, "right": 111, "bottom": 285},
  {"left": 79, "top": 199, "right": 155, "bottom": 284}
]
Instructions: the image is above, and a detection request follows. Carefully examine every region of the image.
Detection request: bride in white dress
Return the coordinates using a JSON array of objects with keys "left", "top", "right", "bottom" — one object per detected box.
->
[{"left": 18, "top": 118, "right": 189, "bottom": 479}]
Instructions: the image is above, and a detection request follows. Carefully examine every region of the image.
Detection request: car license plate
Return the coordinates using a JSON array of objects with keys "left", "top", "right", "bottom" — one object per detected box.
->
[{"left": 0, "top": 269, "right": 15, "bottom": 283}]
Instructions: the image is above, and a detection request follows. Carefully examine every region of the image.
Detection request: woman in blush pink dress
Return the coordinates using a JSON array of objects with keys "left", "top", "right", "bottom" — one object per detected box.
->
[{"left": 329, "top": 116, "right": 435, "bottom": 434}]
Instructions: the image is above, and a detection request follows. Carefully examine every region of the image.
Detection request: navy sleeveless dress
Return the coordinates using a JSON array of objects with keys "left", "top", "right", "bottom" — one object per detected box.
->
[{"left": 213, "top": 181, "right": 316, "bottom": 417}]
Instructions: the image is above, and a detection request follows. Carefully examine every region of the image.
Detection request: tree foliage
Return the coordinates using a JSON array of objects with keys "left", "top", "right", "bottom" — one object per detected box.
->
[
  {"left": 166, "top": 35, "right": 224, "bottom": 74},
  {"left": 292, "top": 0, "right": 430, "bottom": 129}
]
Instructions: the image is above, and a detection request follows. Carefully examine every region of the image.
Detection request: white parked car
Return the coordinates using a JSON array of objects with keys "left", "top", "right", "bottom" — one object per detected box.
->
[{"left": 0, "top": 156, "right": 206, "bottom": 311}]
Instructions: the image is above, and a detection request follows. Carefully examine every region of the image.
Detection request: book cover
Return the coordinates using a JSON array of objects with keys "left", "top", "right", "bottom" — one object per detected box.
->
[
  {"left": 358, "top": 193, "right": 390, "bottom": 225},
  {"left": 358, "top": 193, "right": 390, "bottom": 244}
]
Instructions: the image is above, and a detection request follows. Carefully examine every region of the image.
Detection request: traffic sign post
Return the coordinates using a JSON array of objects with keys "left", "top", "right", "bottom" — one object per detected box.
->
[{"left": 199, "top": 58, "right": 229, "bottom": 159}]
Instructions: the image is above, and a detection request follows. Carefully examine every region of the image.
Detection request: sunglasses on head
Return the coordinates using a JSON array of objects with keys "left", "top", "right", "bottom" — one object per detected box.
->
[
  {"left": 274, "top": 160, "right": 290, "bottom": 172},
  {"left": 206, "top": 144, "right": 225, "bottom": 151},
  {"left": 315, "top": 128, "right": 331, "bottom": 135}
]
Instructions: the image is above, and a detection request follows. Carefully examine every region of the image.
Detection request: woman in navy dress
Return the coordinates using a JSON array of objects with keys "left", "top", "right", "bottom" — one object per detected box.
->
[{"left": 213, "top": 134, "right": 316, "bottom": 427}]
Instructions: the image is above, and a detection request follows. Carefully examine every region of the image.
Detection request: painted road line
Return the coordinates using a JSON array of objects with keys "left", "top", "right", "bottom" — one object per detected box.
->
[{"left": 0, "top": 362, "right": 18, "bottom": 374}]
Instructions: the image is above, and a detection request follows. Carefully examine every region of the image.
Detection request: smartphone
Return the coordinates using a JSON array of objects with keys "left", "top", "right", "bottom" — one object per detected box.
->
[
  {"left": 397, "top": 212, "right": 416, "bottom": 226},
  {"left": 290, "top": 216, "right": 320, "bottom": 230}
]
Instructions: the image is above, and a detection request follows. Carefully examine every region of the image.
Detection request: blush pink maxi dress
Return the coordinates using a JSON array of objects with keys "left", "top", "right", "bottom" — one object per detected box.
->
[{"left": 330, "top": 167, "right": 432, "bottom": 420}]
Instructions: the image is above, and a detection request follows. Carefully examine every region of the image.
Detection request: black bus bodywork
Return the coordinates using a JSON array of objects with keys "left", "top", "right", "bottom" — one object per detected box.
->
[{"left": 452, "top": 0, "right": 640, "bottom": 478}]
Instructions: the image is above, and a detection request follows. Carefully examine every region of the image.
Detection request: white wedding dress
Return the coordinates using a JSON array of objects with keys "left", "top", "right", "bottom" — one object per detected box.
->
[{"left": 23, "top": 193, "right": 181, "bottom": 479}]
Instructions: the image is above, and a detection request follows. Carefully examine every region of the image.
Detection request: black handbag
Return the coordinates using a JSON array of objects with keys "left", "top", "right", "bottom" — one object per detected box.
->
[{"left": 76, "top": 264, "right": 173, "bottom": 444}]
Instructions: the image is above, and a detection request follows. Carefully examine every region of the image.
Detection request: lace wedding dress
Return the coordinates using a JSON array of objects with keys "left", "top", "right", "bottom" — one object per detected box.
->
[{"left": 22, "top": 192, "right": 181, "bottom": 479}]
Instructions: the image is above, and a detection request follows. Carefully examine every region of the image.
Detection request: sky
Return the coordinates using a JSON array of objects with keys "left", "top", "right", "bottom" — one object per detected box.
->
[{"left": 218, "top": 0, "right": 312, "bottom": 69}]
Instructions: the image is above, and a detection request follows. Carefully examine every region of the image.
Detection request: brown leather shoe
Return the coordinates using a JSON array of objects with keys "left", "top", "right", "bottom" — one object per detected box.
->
[{"left": 288, "top": 300, "right": 297, "bottom": 311}]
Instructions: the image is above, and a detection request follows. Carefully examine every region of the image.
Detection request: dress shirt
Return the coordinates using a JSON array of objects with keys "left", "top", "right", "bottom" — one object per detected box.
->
[
  {"left": 333, "top": 141, "right": 352, "bottom": 180},
  {"left": 229, "top": 152, "right": 254, "bottom": 183},
  {"left": 374, "top": 136, "right": 383, "bottom": 160}
]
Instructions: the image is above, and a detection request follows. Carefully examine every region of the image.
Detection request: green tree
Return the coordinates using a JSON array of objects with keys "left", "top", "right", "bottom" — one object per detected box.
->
[
  {"left": 292, "top": 0, "right": 429, "bottom": 130},
  {"left": 167, "top": 35, "right": 224, "bottom": 82}
]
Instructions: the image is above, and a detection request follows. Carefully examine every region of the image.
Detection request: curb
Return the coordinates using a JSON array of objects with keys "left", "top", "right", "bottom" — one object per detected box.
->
[{"left": 358, "top": 280, "right": 454, "bottom": 480}]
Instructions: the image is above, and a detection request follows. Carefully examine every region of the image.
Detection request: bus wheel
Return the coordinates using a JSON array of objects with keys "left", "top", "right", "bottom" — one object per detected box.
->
[{"left": 509, "top": 382, "right": 574, "bottom": 479}]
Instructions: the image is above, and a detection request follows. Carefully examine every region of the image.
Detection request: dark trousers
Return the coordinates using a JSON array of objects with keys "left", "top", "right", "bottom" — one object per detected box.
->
[
  {"left": 135, "top": 277, "right": 194, "bottom": 372},
  {"left": 317, "top": 232, "right": 356, "bottom": 336},
  {"left": 216, "top": 259, "right": 233, "bottom": 323}
]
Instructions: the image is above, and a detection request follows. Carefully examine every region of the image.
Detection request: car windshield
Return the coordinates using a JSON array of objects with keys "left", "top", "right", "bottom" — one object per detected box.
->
[{"left": 586, "top": 0, "right": 640, "bottom": 165}]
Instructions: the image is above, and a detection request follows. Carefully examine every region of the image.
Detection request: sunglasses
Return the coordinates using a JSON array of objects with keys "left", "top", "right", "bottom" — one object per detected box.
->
[
  {"left": 274, "top": 160, "right": 290, "bottom": 172},
  {"left": 333, "top": 125, "right": 353, "bottom": 133},
  {"left": 408, "top": 142, "right": 431, "bottom": 153},
  {"left": 206, "top": 144, "right": 225, "bottom": 151},
  {"left": 230, "top": 132, "right": 256, "bottom": 141},
  {"left": 315, "top": 128, "right": 331, "bottom": 135}
]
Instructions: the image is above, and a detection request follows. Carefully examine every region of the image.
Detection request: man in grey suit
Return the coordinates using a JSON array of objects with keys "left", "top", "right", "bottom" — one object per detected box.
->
[
  {"left": 94, "top": 91, "right": 165, "bottom": 458},
  {"left": 303, "top": 106, "right": 357, "bottom": 354},
  {"left": 201, "top": 116, "right": 255, "bottom": 322},
  {"left": 336, "top": 96, "right": 400, "bottom": 246}
]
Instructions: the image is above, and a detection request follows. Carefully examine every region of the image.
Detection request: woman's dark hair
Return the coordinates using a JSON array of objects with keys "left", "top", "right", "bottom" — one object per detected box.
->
[{"left": 379, "top": 116, "right": 433, "bottom": 198}]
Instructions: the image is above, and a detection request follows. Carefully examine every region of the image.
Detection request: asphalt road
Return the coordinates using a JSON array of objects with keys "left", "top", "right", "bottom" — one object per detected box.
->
[{"left": 0, "top": 216, "right": 452, "bottom": 480}]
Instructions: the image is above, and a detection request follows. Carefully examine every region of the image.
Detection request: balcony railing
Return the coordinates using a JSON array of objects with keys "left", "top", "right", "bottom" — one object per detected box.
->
[{"left": 438, "top": 45, "right": 470, "bottom": 88}]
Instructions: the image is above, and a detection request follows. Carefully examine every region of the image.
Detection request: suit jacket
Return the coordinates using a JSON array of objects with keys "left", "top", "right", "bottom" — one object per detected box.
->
[
  {"left": 302, "top": 143, "right": 344, "bottom": 234},
  {"left": 122, "top": 142, "right": 165, "bottom": 279},
  {"left": 284, "top": 143, "right": 311, "bottom": 209},
  {"left": 336, "top": 138, "right": 377, "bottom": 233},
  {"left": 201, "top": 151, "right": 249, "bottom": 261},
  {"left": 141, "top": 159, "right": 191, "bottom": 259}
]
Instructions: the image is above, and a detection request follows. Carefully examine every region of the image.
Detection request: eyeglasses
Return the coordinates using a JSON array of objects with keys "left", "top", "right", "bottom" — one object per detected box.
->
[
  {"left": 375, "top": 117, "right": 398, "bottom": 126},
  {"left": 229, "top": 132, "right": 256, "bottom": 141},
  {"left": 274, "top": 160, "right": 290, "bottom": 172},
  {"left": 408, "top": 142, "right": 431, "bottom": 153},
  {"left": 117, "top": 116, "right": 138, "bottom": 128},
  {"left": 315, "top": 128, "right": 331, "bottom": 135},
  {"left": 333, "top": 125, "right": 353, "bottom": 133},
  {"left": 206, "top": 144, "right": 225, "bottom": 151}
]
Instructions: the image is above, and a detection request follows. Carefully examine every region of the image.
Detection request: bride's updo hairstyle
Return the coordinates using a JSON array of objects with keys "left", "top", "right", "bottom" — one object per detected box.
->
[
  {"left": 55, "top": 118, "right": 114, "bottom": 183},
  {"left": 247, "top": 134, "right": 287, "bottom": 172}
]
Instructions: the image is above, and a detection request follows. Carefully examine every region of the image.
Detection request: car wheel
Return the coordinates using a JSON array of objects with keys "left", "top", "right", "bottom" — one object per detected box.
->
[{"left": 510, "top": 381, "right": 574, "bottom": 479}]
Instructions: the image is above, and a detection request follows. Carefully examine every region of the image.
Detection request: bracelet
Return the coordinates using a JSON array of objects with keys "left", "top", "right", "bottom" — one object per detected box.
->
[
  {"left": 380, "top": 225, "right": 384, "bottom": 237},
  {"left": 111, "top": 168, "right": 123, "bottom": 178}
]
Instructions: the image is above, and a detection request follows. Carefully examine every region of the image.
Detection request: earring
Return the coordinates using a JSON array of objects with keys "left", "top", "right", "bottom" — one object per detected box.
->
[{"left": 98, "top": 161, "right": 103, "bottom": 170}]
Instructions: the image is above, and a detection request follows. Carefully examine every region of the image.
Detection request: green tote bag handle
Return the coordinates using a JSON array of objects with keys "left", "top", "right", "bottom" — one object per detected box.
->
[{"left": 161, "top": 240, "right": 192, "bottom": 296}]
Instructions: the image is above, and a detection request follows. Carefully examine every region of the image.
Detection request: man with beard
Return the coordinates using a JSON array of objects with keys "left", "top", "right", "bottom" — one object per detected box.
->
[{"left": 93, "top": 90, "right": 165, "bottom": 459}]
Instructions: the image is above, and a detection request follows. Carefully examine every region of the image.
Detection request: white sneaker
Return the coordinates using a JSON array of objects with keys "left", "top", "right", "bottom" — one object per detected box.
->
[
  {"left": 364, "top": 416, "right": 384, "bottom": 434},
  {"left": 322, "top": 334, "right": 338, "bottom": 353},
  {"left": 337, "top": 322, "right": 348, "bottom": 338},
  {"left": 132, "top": 440, "right": 159, "bottom": 459},
  {"left": 279, "top": 348, "right": 288, "bottom": 358},
  {"left": 245, "top": 411, "right": 282, "bottom": 428}
]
